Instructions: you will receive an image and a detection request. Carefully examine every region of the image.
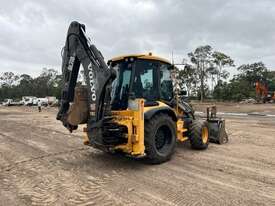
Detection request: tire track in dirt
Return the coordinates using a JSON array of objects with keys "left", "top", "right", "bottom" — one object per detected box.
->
[
  {"left": 103, "top": 156, "right": 275, "bottom": 206},
  {"left": 170, "top": 157, "right": 275, "bottom": 203},
  {"left": 1, "top": 107, "right": 275, "bottom": 205},
  {"left": 90, "top": 143, "right": 275, "bottom": 206},
  {"left": 73, "top": 150, "right": 226, "bottom": 205},
  {"left": 0, "top": 132, "right": 48, "bottom": 168},
  {"left": 0, "top": 148, "right": 128, "bottom": 206},
  {"left": 95, "top": 160, "right": 227, "bottom": 206},
  {"left": 0, "top": 147, "right": 89, "bottom": 172},
  {"left": 0, "top": 112, "right": 129, "bottom": 205},
  {"left": 0, "top": 119, "right": 85, "bottom": 169}
]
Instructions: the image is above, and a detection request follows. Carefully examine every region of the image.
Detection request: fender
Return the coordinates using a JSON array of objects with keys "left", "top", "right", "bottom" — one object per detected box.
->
[{"left": 144, "top": 106, "right": 177, "bottom": 121}]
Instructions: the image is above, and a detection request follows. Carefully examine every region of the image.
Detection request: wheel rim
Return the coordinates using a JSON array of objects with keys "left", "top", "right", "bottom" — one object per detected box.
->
[
  {"left": 155, "top": 125, "right": 172, "bottom": 153},
  {"left": 202, "top": 126, "right": 209, "bottom": 144}
]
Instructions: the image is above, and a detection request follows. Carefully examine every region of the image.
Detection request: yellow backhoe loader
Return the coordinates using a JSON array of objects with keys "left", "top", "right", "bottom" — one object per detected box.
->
[{"left": 57, "top": 21, "right": 227, "bottom": 164}]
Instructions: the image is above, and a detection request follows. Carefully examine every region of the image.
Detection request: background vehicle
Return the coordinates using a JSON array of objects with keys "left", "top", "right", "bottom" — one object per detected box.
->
[
  {"left": 2, "top": 99, "right": 13, "bottom": 106},
  {"left": 22, "top": 96, "right": 38, "bottom": 106},
  {"left": 2, "top": 99, "right": 23, "bottom": 106},
  {"left": 37, "top": 98, "right": 49, "bottom": 106},
  {"left": 255, "top": 81, "right": 275, "bottom": 103},
  {"left": 57, "top": 21, "right": 227, "bottom": 163},
  {"left": 46, "top": 96, "right": 57, "bottom": 105}
]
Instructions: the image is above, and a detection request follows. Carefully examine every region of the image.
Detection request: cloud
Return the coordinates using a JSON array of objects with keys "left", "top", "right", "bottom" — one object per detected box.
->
[{"left": 0, "top": 0, "right": 274, "bottom": 76}]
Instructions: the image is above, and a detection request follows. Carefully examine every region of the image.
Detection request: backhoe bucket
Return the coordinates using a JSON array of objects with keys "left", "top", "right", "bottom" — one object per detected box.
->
[{"left": 206, "top": 106, "right": 228, "bottom": 144}]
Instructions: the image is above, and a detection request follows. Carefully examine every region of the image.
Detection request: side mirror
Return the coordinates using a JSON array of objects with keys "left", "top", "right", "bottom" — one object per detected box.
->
[{"left": 178, "top": 90, "right": 187, "bottom": 96}]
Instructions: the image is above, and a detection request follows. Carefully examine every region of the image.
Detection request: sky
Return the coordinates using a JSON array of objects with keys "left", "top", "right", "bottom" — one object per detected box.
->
[{"left": 0, "top": 0, "right": 275, "bottom": 77}]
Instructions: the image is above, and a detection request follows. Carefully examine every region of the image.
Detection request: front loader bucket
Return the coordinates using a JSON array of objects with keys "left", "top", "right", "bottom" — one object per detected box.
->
[
  {"left": 207, "top": 119, "right": 228, "bottom": 144},
  {"left": 206, "top": 106, "right": 228, "bottom": 144}
]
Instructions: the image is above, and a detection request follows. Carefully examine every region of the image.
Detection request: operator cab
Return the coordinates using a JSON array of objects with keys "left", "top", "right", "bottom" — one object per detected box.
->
[{"left": 108, "top": 54, "right": 174, "bottom": 110}]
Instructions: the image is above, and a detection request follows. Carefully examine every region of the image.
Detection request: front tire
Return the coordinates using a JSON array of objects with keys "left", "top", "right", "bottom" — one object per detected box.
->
[
  {"left": 189, "top": 120, "right": 209, "bottom": 150},
  {"left": 144, "top": 113, "right": 176, "bottom": 164}
]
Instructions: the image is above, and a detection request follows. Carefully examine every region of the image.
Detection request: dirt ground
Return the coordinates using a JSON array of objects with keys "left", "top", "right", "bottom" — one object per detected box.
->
[
  {"left": 192, "top": 101, "right": 275, "bottom": 115},
  {"left": 0, "top": 105, "right": 275, "bottom": 206}
]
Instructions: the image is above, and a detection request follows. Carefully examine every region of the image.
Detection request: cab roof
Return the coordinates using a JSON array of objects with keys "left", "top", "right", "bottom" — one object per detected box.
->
[{"left": 108, "top": 53, "right": 171, "bottom": 65}]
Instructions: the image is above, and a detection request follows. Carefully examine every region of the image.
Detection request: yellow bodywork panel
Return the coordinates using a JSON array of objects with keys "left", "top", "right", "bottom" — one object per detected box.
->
[
  {"left": 144, "top": 102, "right": 188, "bottom": 142},
  {"left": 112, "top": 99, "right": 145, "bottom": 156},
  {"left": 177, "top": 120, "right": 188, "bottom": 142},
  {"left": 112, "top": 101, "right": 189, "bottom": 155},
  {"left": 83, "top": 100, "right": 189, "bottom": 157}
]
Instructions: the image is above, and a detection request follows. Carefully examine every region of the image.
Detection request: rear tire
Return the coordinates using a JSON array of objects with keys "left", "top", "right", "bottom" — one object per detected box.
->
[
  {"left": 189, "top": 120, "right": 209, "bottom": 150},
  {"left": 144, "top": 113, "right": 176, "bottom": 164}
]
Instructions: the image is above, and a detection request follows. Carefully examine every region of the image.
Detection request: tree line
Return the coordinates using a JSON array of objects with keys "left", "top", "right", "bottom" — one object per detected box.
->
[
  {"left": 0, "top": 68, "right": 62, "bottom": 101},
  {"left": 177, "top": 45, "right": 275, "bottom": 101},
  {"left": 1, "top": 45, "right": 275, "bottom": 102}
]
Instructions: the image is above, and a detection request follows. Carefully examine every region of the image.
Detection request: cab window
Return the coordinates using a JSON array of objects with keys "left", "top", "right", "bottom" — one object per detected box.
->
[
  {"left": 132, "top": 60, "right": 158, "bottom": 100},
  {"left": 160, "top": 63, "right": 173, "bottom": 101}
]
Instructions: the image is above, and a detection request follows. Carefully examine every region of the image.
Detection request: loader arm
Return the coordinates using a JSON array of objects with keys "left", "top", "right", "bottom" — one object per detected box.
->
[{"left": 57, "top": 21, "right": 116, "bottom": 132}]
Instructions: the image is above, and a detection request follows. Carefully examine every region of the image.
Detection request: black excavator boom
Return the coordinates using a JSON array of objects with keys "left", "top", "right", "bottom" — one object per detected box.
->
[{"left": 56, "top": 21, "right": 116, "bottom": 133}]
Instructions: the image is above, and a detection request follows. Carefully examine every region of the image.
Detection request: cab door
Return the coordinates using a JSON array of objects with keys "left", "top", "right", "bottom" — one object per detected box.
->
[{"left": 159, "top": 62, "right": 174, "bottom": 102}]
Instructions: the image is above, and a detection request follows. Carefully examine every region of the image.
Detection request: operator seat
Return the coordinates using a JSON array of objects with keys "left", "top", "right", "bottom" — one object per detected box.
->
[{"left": 133, "top": 75, "right": 143, "bottom": 98}]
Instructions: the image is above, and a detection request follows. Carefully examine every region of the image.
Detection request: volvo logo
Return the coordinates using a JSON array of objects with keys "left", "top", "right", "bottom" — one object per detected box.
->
[
  {"left": 88, "top": 63, "right": 96, "bottom": 101},
  {"left": 67, "top": 56, "right": 75, "bottom": 71}
]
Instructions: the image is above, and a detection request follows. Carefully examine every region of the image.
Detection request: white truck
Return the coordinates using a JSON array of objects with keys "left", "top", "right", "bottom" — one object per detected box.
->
[
  {"left": 37, "top": 98, "right": 49, "bottom": 106},
  {"left": 22, "top": 96, "right": 38, "bottom": 106},
  {"left": 46, "top": 96, "right": 57, "bottom": 105},
  {"left": 2, "top": 99, "right": 13, "bottom": 106}
]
